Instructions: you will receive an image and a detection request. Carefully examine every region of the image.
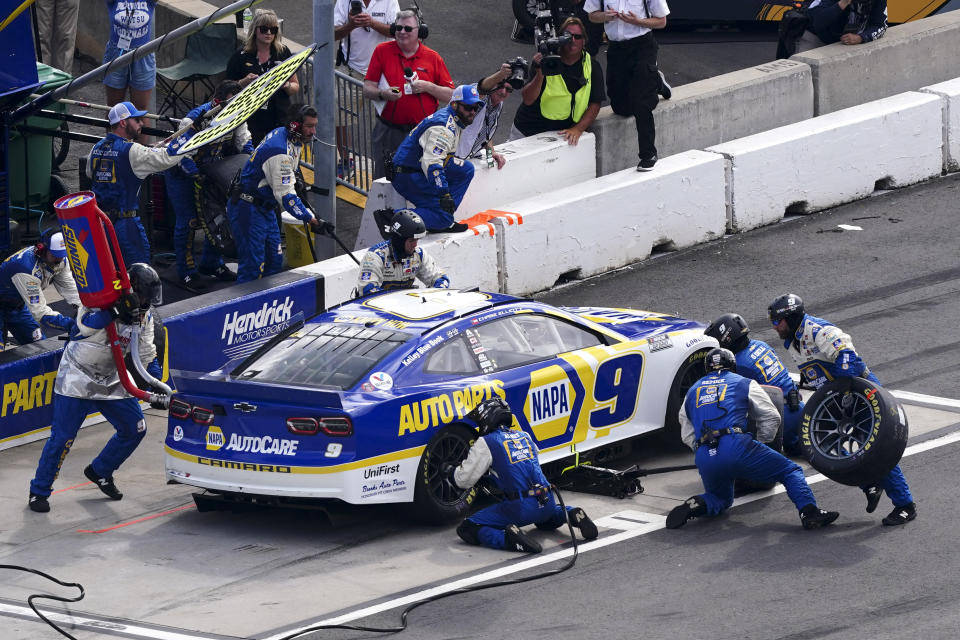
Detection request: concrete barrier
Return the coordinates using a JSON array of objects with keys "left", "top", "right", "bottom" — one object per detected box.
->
[
  {"left": 920, "top": 78, "right": 960, "bottom": 172},
  {"left": 496, "top": 150, "right": 727, "bottom": 296},
  {"left": 354, "top": 133, "right": 598, "bottom": 250},
  {"left": 590, "top": 59, "right": 814, "bottom": 176},
  {"left": 792, "top": 12, "right": 960, "bottom": 116},
  {"left": 707, "top": 91, "right": 943, "bottom": 233}
]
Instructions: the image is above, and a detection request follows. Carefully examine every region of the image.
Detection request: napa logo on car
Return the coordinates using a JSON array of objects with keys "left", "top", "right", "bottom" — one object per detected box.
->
[
  {"left": 523, "top": 365, "right": 577, "bottom": 441},
  {"left": 221, "top": 297, "right": 295, "bottom": 346},
  {"left": 206, "top": 426, "right": 225, "bottom": 451}
]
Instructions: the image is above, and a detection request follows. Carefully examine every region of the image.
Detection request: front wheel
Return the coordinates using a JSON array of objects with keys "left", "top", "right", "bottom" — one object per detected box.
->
[
  {"left": 663, "top": 348, "right": 709, "bottom": 440},
  {"left": 411, "top": 425, "right": 478, "bottom": 524}
]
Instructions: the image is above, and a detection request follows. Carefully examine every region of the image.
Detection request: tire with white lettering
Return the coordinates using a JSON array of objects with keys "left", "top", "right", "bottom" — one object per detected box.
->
[
  {"left": 412, "top": 424, "right": 478, "bottom": 524},
  {"left": 662, "top": 349, "right": 709, "bottom": 441},
  {"left": 801, "top": 378, "right": 908, "bottom": 486},
  {"left": 736, "top": 385, "right": 785, "bottom": 493}
]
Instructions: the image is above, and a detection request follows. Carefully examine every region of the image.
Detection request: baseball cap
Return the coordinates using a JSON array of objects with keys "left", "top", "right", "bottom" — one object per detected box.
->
[
  {"left": 47, "top": 232, "right": 68, "bottom": 259},
  {"left": 451, "top": 84, "right": 482, "bottom": 106},
  {"left": 108, "top": 101, "right": 148, "bottom": 125}
]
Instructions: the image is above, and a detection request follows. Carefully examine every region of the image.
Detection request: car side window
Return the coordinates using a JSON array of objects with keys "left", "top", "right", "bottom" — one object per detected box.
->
[
  {"left": 469, "top": 314, "right": 604, "bottom": 371},
  {"left": 424, "top": 337, "right": 481, "bottom": 375}
]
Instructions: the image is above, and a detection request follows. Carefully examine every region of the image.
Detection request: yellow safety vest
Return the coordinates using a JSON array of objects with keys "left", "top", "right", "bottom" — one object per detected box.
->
[{"left": 540, "top": 53, "right": 592, "bottom": 122}]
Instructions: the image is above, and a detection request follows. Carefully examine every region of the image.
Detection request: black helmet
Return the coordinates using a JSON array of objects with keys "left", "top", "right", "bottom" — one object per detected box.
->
[
  {"left": 704, "top": 313, "right": 750, "bottom": 352},
  {"left": 128, "top": 263, "right": 162, "bottom": 310},
  {"left": 705, "top": 347, "right": 737, "bottom": 373},
  {"left": 768, "top": 293, "right": 804, "bottom": 332},
  {"left": 467, "top": 396, "right": 513, "bottom": 436},
  {"left": 389, "top": 209, "right": 426, "bottom": 258}
]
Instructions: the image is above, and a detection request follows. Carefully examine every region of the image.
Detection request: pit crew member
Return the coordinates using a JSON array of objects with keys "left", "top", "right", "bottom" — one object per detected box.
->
[
  {"left": 704, "top": 312, "right": 804, "bottom": 455},
  {"left": 0, "top": 229, "right": 79, "bottom": 350},
  {"left": 769, "top": 293, "right": 916, "bottom": 526},
  {"left": 28, "top": 263, "right": 165, "bottom": 513},
  {"left": 228, "top": 103, "right": 328, "bottom": 283},
  {"left": 387, "top": 84, "right": 482, "bottom": 233},
  {"left": 668, "top": 347, "right": 839, "bottom": 530},
  {"left": 445, "top": 397, "right": 599, "bottom": 553},
  {"left": 356, "top": 209, "right": 448, "bottom": 296}
]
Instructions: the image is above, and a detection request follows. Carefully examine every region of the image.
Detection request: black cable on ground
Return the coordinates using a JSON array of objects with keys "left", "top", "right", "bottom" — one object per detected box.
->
[
  {"left": 272, "top": 485, "right": 582, "bottom": 640},
  {"left": 0, "top": 564, "right": 85, "bottom": 640}
]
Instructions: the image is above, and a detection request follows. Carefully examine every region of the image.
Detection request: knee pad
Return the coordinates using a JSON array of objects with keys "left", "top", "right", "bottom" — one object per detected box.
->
[{"left": 456, "top": 519, "right": 482, "bottom": 546}]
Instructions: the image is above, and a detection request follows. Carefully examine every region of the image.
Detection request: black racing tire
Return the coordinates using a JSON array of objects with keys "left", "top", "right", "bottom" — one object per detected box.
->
[
  {"left": 736, "top": 385, "right": 785, "bottom": 493},
  {"left": 411, "top": 424, "right": 478, "bottom": 524},
  {"left": 801, "top": 378, "right": 908, "bottom": 487},
  {"left": 513, "top": 0, "right": 537, "bottom": 30},
  {"left": 662, "top": 348, "right": 709, "bottom": 440}
]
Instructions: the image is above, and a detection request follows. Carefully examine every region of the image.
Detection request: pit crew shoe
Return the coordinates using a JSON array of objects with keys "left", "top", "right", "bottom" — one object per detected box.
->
[
  {"left": 657, "top": 69, "right": 672, "bottom": 100},
  {"left": 666, "top": 496, "right": 707, "bottom": 529},
  {"left": 180, "top": 273, "right": 208, "bottom": 291},
  {"left": 84, "top": 465, "right": 123, "bottom": 500},
  {"left": 504, "top": 524, "right": 542, "bottom": 553},
  {"left": 864, "top": 486, "right": 883, "bottom": 513},
  {"left": 199, "top": 265, "right": 237, "bottom": 281},
  {"left": 882, "top": 502, "right": 917, "bottom": 526},
  {"left": 569, "top": 507, "right": 599, "bottom": 540},
  {"left": 637, "top": 155, "right": 657, "bottom": 172},
  {"left": 800, "top": 504, "right": 839, "bottom": 530},
  {"left": 447, "top": 222, "right": 469, "bottom": 233},
  {"left": 29, "top": 493, "right": 50, "bottom": 513}
]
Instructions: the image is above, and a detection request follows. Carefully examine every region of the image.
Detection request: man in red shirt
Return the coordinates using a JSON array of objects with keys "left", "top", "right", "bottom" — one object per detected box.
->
[{"left": 363, "top": 8, "right": 454, "bottom": 179}]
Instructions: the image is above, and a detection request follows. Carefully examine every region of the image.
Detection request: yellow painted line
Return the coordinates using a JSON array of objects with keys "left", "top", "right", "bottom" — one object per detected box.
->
[{"left": 337, "top": 184, "right": 367, "bottom": 208}]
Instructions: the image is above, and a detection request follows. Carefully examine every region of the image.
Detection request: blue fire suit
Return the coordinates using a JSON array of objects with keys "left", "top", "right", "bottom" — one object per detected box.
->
[
  {"left": 87, "top": 131, "right": 193, "bottom": 266},
  {"left": 0, "top": 247, "right": 79, "bottom": 350},
  {"left": 787, "top": 314, "right": 913, "bottom": 508},
  {"left": 452, "top": 427, "right": 574, "bottom": 551},
  {"left": 30, "top": 306, "right": 161, "bottom": 497},
  {"left": 734, "top": 338, "right": 804, "bottom": 455},
  {"left": 391, "top": 106, "right": 474, "bottom": 232},
  {"left": 679, "top": 370, "right": 817, "bottom": 517},
  {"left": 164, "top": 101, "right": 253, "bottom": 279},
  {"left": 228, "top": 127, "right": 316, "bottom": 283}
]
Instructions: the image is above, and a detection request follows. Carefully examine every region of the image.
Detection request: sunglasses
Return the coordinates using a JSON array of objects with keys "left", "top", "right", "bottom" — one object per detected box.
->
[
  {"left": 460, "top": 103, "right": 482, "bottom": 112},
  {"left": 394, "top": 24, "right": 416, "bottom": 32},
  {"left": 258, "top": 25, "right": 279, "bottom": 35},
  {"left": 564, "top": 32, "right": 585, "bottom": 40}
]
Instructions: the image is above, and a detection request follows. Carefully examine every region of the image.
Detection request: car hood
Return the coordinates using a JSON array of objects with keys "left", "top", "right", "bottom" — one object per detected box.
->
[{"left": 561, "top": 306, "right": 706, "bottom": 340}]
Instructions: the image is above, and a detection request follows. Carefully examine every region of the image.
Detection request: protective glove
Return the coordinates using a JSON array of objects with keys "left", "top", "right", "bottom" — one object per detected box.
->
[
  {"left": 433, "top": 275, "right": 450, "bottom": 289},
  {"left": 310, "top": 218, "right": 335, "bottom": 236},
  {"left": 190, "top": 106, "right": 210, "bottom": 131},
  {"left": 166, "top": 128, "right": 197, "bottom": 156},
  {"left": 180, "top": 156, "right": 199, "bottom": 177},
  {"left": 439, "top": 193, "right": 456, "bottom": 215},
  {"left": 115, "top": 291, "right": 141, "bottom": 325},
  {"left": 149, "top": 394, "right": 170, "bottom": 410},
  {"left": 241, "top": 140, "right": 255, "bottom": 155},
  {"left": 80, "top": 308, "right": 114, "bottom": 330},
  {"left": 787, "top": 388, "right": 801, "bottom": 411}
]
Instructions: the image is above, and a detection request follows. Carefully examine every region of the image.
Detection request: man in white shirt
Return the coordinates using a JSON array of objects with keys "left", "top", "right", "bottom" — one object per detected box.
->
[{"left": 456, "top": 64, "right": 515, "bottom": 169}]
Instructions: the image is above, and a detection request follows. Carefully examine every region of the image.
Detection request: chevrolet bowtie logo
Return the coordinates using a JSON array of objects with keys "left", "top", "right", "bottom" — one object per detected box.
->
[{"left": 233, "top": 402, "right": 258, "bottom": 413}]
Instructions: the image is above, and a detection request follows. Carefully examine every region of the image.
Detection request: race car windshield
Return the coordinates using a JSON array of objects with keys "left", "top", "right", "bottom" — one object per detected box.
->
[{"left": 235, "top": 323, "right": 410, "bottom": 389}]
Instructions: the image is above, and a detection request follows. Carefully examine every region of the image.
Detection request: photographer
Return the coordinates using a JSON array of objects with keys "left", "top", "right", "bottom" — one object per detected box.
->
[
  {"left": 797, "top": 0, "right": 887, "bottom": 51},
  {"left": 456, "top": 62, "right": 525, "bottom": 168},
  {"left": 587, "top": 0, "right": 670, "bottom": 171},
  {"left": 511, "top": 17, "right": 605, "bottom": 146}
]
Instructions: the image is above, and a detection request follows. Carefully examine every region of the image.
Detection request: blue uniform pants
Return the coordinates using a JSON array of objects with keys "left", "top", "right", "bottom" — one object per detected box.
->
[
  {"left": 466, "top": 495, "right": 573, "bottom": 551},
  {"left": 783, "top": 400, "right": 805, "bottom": 455},
  {"left": 852, "top": 372, "right": 914, "bottom": 507},
  {"left": 1, "top": 306, "right": 41, "bottom": 349},
  {"left": 391, "top": 160, "right": 474, "bottom": 232},
  {"left": 30, "top": 394, "right": 146, "bottom": 497},
  {"left": 165, "top": 171, "right": 224, "bottom": 279},
  {"left": 227, "top": 200, "right": 283, "bottom": 283},
  {"left": 696, "top": 433, "right": 816, "bottom": 516},
  {"left": 114, "top": 216, "right": 152, "bottom": 267}
]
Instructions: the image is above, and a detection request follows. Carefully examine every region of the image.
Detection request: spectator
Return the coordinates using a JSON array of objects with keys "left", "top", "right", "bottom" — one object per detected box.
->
[
  {"left": 227, "top": 104, "right": 326, "bottom": 283},
  {"left": 0, "top": 229, "right": 79, "bottom": 351},
  {"left": 87, "top": 101, "right": 200, "bottom": 268},
  {"left": 587, "top": 0, "right": 671, "bottom": 171},
  {"left": 446, "top": 397, "right": 599, "bottom": 554},
  {"left": 456, "top": 64, "right": 516, "bottom": 169},
  {"left": 28, "top": 263, "right": 165, "bottom": 513},
  {"left": 164, "top": 80, "right": 249, "bottom": 290},
  {"left": 796, "top": 0, "right": 887, "bottom": 52},
  {"left": 511, "top": 17, "right": 605, "bottom": 147},
  {"left": 35, "top": 0, "right": 80, "bottom": 74},
  {"left": 388, "top": 84, "right": 482, "bottom": 233},
  {"left": 102, "top": 0, "right": 157, "bottom": 120},
  {"left": 226, "top": 9, "right": 300, "bottom": 144},
  {"left": 334, "top": 0, "right": 399, "bottom": 178},
  {"left": 363, "top": 9, "right": 454, "bottom": 179},
  {"left": 668, "top": 348, "right": 840, "bottom": 531},
  {"left": 355, "top": 209, "right": 448, "bottom": 296}
]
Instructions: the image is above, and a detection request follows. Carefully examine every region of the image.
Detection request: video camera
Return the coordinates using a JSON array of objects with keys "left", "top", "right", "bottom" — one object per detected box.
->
[
  {"left": 533, "top": 0, "right": 571, "bottom": 76},
  {"left": 505, "top": 57, "right": 529, "bottom": 90}
]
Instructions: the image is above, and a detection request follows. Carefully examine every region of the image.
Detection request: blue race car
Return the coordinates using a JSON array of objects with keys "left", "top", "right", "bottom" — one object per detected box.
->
[{"left": 165, "top": 289, "right": 717, "bottom": 523}]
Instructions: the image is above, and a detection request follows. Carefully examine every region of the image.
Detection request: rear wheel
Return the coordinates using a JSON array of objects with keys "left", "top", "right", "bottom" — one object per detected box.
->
[{"left": 411, "top": 424, "right": 478, "bottom": 524}]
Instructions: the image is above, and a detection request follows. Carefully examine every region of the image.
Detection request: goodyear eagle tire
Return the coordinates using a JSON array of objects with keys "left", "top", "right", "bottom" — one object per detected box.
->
[
  {"left": 800, "top": 378, "right": 908, "bottom": 487},
  {"left": 412, "top": 424, "right": 477, "bottom": 524},
  {"left": 736, "top": 385, "right": 785, "bottom": 493},
  {"left": 662, "top": 348, "right": 709, "bottom": 441}
]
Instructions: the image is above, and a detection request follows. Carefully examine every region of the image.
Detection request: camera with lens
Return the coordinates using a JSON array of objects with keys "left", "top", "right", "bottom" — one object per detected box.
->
[
  {"left": 505, "top": 57, "right": 529, "bottom": 90},
  {"left": 533, "top": 0, "right": 571, "bottom": 76}
]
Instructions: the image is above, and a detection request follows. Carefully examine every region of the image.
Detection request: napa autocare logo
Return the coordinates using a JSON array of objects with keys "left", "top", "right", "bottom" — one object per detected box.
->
[
  {"left": 61, "top": 223, "right": 92, "bottom": 290},
  {"left": 221, "top": 297, "right": 295, "bottom": 346}
]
